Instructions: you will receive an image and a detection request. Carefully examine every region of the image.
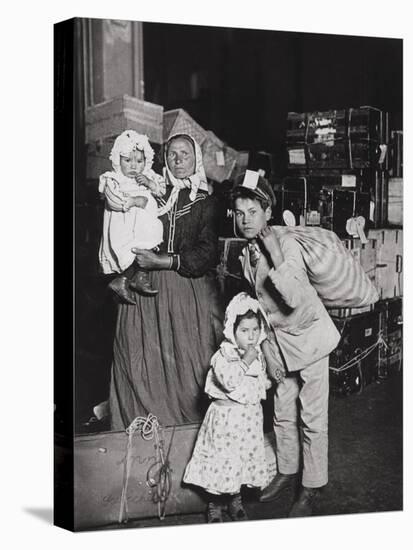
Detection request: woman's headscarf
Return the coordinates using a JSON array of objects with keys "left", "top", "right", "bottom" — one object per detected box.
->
[
  {"left": 223, "top": 292, "right": 267, "bottom": 348},
  {"left": 158, "top": 133, "right": 209, "bottom": 216}
]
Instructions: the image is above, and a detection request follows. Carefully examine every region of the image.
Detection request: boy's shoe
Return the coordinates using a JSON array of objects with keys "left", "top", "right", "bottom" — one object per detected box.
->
[
  {"left": 206, "top": 502, "right": 224, "bottom": 523},
  {"left": 108, "top": 276, "right": 136, "bottom": 304},
  {"left": 288, "top": 487, "right": 321, "bottom": 517},
  {"left": 259, "top": 472, "right": 298, "bottom": 502},
  {"left": 227, "top": 494, "right": 248, "bottom": 521},
  {"left": 129, "top": 269, "right": 158, "bottom": 296}
]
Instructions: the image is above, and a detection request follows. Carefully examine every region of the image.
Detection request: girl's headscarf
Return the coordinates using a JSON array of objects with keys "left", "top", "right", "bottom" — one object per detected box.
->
[
  {"left": 223, "top": 292, "right": 267, "bottom": 348},
  {"left": 109, "top": 130, "right": 155, "bottom": 175},
  {"left": 158, "top": 133, "right": 209, "bottom": 216}
]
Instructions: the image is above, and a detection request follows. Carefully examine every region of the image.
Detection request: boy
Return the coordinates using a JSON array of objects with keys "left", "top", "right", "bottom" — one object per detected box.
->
[{"left": 231, "top": 171, "right": 340, "bottom": 517}]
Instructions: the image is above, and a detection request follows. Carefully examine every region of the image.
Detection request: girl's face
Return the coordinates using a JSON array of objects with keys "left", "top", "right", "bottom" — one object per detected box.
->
[
  {"left": 234, "top": 317, "right": 260, "bottom": 351},
  {"left": 119, "top": 149, "right": 145, "bottom": 178},
  {"left": 166, "top": 138, "right": 196, "bottom": 179}
]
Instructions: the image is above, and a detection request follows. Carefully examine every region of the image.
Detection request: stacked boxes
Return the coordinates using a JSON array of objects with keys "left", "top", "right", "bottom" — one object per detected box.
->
[{"left": 287, "top": 107, "right": 386, "bottom": 171}]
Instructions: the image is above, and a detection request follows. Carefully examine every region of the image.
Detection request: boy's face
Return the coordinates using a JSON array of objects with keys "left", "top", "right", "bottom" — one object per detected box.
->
[
  {"left": 234, "top": 197, "right": 272, "bottom": 240},
  {"left": 234, "top": 317, "right": 260, "bottom": 351},
  {"left": 119, "top": 149, "right": 145, "bottom": 178}
]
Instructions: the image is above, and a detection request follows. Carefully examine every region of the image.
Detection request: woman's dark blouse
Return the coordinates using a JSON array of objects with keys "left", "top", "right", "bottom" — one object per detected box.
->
[{"left": 157, "top": 187, "right": 219, "bottom": 278}]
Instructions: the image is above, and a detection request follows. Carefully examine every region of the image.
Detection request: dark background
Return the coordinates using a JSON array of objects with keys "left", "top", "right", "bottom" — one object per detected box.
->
[{"left": 143, "top": 23, "right": 402, "bottom": 155}]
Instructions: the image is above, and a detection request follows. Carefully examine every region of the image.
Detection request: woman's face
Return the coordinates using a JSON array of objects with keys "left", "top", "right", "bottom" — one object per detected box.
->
[{"left": 167, "top": 138, "right": 196, "bottom": 179}]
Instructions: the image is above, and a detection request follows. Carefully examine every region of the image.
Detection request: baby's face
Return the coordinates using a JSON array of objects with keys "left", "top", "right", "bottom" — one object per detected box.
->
[
  {"left": 234, "top": 318, "right": 260, "bottom": 351},
  {"left": 120, "top": 149, "right": 145, "bottom": 178}
]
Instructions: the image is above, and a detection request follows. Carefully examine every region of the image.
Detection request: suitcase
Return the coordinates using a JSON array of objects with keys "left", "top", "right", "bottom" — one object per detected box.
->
[
  {"left": 85, "top": 95, "right": 164, "bottom": 145},
  {"left": 368, "top": 229, "right": 403, "bottom": 299},
  {"left": 286, "top": 107, "right": 385, "bottom": 170},
  {"left": 279, "top": 176, "right": 370, "bottom": 237},
  {"left": 56, "top": 423, "right": 277, "bottom": 530},
  {"left": 329, "top": 310, "right": 381, "bottom": 395},
  {"left": 377, "top": 298, "right": 403, "bottom": 379}
]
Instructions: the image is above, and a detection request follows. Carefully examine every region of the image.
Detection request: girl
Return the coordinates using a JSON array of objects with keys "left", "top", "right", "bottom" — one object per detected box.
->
[
  {"left": 99, "top": 130, "right": 166, "bottom": 303},
  {"left": 183, "top": 292, "right": 271, "bottom": 523}
]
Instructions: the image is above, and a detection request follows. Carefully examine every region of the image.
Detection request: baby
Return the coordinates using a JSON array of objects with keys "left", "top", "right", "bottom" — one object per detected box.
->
[{"left": 98, "top": 130, "right": 166, "bottom": 303}]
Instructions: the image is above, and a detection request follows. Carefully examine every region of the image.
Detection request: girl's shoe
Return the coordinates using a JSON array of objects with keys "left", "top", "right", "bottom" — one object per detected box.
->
[
  {"left": 227, "top": 494, "right": 248, "bottom": 521},
  {"left": 206, "top": 502, "right": 224, "bottom": 523}
]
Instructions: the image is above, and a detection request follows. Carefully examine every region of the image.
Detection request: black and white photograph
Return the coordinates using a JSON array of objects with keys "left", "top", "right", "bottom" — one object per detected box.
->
[
  {"left": 2, "top": 2, "right": 410, "bottom": 548},
  {"left": 53, "top": 15, "right": 404, "bottom": 532}
]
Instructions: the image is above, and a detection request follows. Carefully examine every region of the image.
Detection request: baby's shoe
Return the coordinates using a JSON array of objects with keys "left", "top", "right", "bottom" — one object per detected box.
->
[
  {"left": 227, "top": 494, "right": 248, "bottom": 521},
  {"left": 108, "top": 276, "right": 136, "bottom": 304},
  {"left": 129, "top": 269, "right": 158, "bottom": 296},
  {"left": 206, "top": 501, "right": 224, "bottom": 523}
]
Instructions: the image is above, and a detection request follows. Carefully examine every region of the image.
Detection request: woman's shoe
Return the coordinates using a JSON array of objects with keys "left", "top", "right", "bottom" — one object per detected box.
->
[{"left": 227, "top": 494, "right": 248, "bottom": 521}]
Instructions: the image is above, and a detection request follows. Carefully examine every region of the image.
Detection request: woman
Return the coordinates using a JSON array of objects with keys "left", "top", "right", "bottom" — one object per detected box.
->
[{"left": 109, "top": 133, "right": 223, "bottom": 429}]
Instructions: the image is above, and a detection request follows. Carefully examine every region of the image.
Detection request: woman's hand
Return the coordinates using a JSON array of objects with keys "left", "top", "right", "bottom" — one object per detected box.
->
[
  {"left": 132, "top": 249, "right": 172, "bottom": 271},
  {"left": 132, "top": 249, "right": 161, "bottom": 270},
  {"left": 257, "top": 226, "right": 283, "bottom": 268}
]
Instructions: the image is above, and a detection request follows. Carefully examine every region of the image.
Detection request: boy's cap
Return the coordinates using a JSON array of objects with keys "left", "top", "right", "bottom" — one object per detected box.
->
[{"left": 232, "top": 170, "right": 275, "bottom": 206}]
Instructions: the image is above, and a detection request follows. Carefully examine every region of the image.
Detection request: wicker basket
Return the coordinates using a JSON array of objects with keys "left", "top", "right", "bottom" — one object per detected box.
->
[{"left": 163, "top": 108, "right": 207, "bottom": 146}]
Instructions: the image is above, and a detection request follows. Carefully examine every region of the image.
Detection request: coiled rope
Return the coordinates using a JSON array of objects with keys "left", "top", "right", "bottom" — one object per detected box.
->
[{"left": 118, "top": 413, "right": 174, "bottom": 523}]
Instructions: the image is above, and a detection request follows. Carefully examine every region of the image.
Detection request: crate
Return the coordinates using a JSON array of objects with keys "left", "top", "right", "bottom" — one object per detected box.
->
[
  {"left": 85, "top": 95, "right": 164, "bottom": 145},
  {"left": 201, "top": 131, "right": 238, "bottom": 183},
  {"left": 387, "top": 178, "right": 403, "bottom": 227},
  {"left": 163, "top": 109, "right": 207, "bottom": 146},
  {"left": 329, "top": 310, "right": 381, "bottom": 395},
  {"left": 368, "top": 229, "right": 403, "bottom": 299}
]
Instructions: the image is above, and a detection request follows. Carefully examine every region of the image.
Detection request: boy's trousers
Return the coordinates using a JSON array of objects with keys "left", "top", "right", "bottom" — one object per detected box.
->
[{"left": 273, "top": 356, "right": 329, "bottom": 488}]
